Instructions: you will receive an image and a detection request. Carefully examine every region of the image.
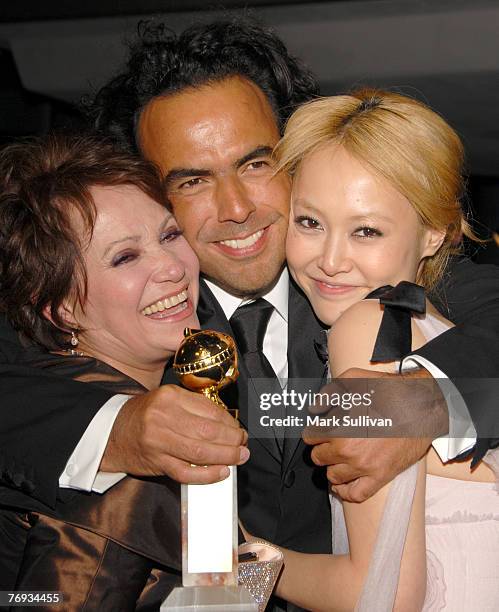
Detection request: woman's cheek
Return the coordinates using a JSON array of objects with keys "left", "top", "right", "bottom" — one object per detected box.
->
[
  {"left": 285, "top": 231, "right": 303, "bottom": 276},
  {"left": 360, "top": 241, "right": 407, "bottom": 285}
]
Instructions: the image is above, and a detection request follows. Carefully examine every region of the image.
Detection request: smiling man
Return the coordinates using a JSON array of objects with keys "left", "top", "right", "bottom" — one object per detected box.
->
[
  {"left": 2, "top": 18, "right": 499, "bottom": 608},
  {"left": 139, "top": 76, "right": 290, "bottom": 297}
]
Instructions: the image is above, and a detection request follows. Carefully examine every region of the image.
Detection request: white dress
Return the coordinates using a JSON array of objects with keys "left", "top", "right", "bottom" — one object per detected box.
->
[{"left": 330, "top": 312, "right": 499, "bottom": 611}]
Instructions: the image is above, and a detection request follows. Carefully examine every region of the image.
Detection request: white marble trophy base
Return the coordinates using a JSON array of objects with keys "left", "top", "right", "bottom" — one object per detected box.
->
[{"left": 161, "top": 585, "right": 258, "bottom": 611}]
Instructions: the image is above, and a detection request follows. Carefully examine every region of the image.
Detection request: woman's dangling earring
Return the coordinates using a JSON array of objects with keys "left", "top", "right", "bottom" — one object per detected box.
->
[{"left": 71, "top": 330, "right": 79, "bottom": 347}]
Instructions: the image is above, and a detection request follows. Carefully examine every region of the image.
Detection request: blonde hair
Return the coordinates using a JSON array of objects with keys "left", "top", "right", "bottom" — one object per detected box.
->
[{"left": 275, "top": 88, "right": 477, "bottom": 289}]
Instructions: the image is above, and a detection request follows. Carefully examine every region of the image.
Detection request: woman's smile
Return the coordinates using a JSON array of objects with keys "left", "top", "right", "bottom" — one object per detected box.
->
[
  {"left": 141, "top": 290, "right": 195, "bottom": 322},
  {"left": 313, "top": 280, "right": 365, "bottom": 297},
  {"left": 72, "top": 184, "right": 200, "bottom": 387}
]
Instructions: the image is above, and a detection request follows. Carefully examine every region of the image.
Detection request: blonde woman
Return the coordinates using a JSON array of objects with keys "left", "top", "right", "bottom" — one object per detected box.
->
[{"left": 270, "top": 90, "right": 499, "bottom": 611}]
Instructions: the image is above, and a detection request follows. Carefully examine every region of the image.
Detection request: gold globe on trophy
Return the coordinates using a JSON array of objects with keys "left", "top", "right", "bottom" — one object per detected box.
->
[{"left": 173, "top": 328, "right": 239, "bottom": 418}]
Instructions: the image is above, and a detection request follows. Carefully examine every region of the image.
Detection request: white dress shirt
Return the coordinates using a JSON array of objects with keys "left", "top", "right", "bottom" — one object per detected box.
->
[
  {"left": 205, "top": 268, "right": 289, "bottom": 380},
  {"left": 402, "top": 355, "right": 476, "bottom": 461},
  {"left": 59, "top": 394, "right": 128, "bottom": 492},
  {"left": 60, "top": 268, "right": 476, "bottom": 491}
]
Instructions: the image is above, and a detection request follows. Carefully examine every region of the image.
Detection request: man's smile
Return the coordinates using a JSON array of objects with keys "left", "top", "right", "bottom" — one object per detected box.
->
[
  {"left": 214, "top": 226, "right": 270, "bottom": 257},
  {"left": 219, "top": 228, "right": 264, "bottom": 250}
]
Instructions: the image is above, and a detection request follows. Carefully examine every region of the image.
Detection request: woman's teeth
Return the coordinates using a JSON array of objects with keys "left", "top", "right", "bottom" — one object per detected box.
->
[
  {"left": 141, "top": 290, "right": 188, "bottom": 315},
  {"left": 220, "top": 229, "right": 263, "bottom": 250}
]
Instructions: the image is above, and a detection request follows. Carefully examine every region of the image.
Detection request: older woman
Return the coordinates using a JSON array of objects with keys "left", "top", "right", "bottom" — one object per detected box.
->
[
  {"left": 270, "top": 90, "right": 499, "bottom": 610},
  {"left": 0, "top": 133, "right": 200, "bottom": 609}
]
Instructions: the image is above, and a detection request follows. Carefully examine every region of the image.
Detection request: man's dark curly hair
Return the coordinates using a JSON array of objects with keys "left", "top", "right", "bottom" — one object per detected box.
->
[{"left": 89, "top": 18, "right": 319, "bottom": 153}]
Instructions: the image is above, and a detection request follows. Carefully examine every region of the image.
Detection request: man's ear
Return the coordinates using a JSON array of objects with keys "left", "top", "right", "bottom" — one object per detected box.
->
[
  {"left": 42, "top": 302, "right": 78, "bottom": 330},
  {"left": 421, "top": 227, "right": 446, "bottom": 258}
]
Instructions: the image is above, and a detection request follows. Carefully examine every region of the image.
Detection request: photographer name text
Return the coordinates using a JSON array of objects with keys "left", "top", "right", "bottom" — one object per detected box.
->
[{"left": 260, "top": 415, "right": 393, "bottom": 428}]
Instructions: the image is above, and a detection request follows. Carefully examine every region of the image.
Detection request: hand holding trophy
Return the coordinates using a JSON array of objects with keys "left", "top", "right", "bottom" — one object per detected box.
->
[{"left": 162, "top": 328, "right": 283, "bottom": 611}]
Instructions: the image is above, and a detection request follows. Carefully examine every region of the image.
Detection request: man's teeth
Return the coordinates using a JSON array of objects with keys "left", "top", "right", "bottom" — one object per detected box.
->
[
  {"left": 220, "top": 229, "right": 264, "bottom": 250},
  {"left": 142, "top": 290, "right": 188, "bottom": 315}
]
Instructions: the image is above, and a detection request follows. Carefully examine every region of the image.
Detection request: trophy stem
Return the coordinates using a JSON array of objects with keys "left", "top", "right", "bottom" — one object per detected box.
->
[
  {"left": 181, "top": 467, "right": 238, "bottom": 586},
  {"left": 162, "top": 467, "right": 257, "bottom": 611},
  {"left": 200, "top": 388, "right": 239, "bottom": 420},
  {"left": 201, "top": 386, "right": 224, "bottom": 406}
]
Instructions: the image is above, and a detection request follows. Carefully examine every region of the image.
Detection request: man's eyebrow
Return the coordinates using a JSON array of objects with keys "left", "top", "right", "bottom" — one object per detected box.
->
[
  {"left": 235, "top": 146, "right": 274, "bottom": 169},
  {"left": 163, "top": 145, "right": 274, "bottom": 187},
  {"left": 164, "top": 168, "right": 212, "bottom": 186}
]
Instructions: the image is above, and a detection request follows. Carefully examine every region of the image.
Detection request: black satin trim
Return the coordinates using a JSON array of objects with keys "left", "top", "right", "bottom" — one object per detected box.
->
[
  {"left": 368, "top": 281, "right": 426, "bottom": 362},
  {"left": 314, "top": 338, "right": 329, "bottom": 364},
  {"left": 23, "top": 352, "right": 147, "bottom": 396}
]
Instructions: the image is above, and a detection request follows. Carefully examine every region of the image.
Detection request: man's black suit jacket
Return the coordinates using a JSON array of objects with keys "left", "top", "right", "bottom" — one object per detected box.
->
[{"left": 1, "top": 257, "right": 499, "bottom": 544}]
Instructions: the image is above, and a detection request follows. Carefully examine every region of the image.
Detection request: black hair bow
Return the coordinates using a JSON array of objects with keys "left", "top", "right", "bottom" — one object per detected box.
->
[{"left": 367, "top": 281, "right": 426, "bottom": 362}]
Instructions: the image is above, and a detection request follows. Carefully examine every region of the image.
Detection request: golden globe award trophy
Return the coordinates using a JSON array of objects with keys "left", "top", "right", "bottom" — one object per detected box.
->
[{"left": 162, "top": 328, "right": 258, "bottom": 611}]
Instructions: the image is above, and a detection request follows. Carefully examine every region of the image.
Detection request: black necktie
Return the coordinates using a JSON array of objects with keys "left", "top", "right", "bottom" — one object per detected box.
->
[
  {"left": 230, "top": 298, "right": 277, "bottom": 380},
  {"left": 230, "top": 299, "right": 284, "bottom": 453}
]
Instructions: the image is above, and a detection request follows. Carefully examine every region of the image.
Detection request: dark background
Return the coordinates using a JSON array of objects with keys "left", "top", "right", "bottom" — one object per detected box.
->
[{"left": 1, "top": 0, "right": 498, "bottom": 262}]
